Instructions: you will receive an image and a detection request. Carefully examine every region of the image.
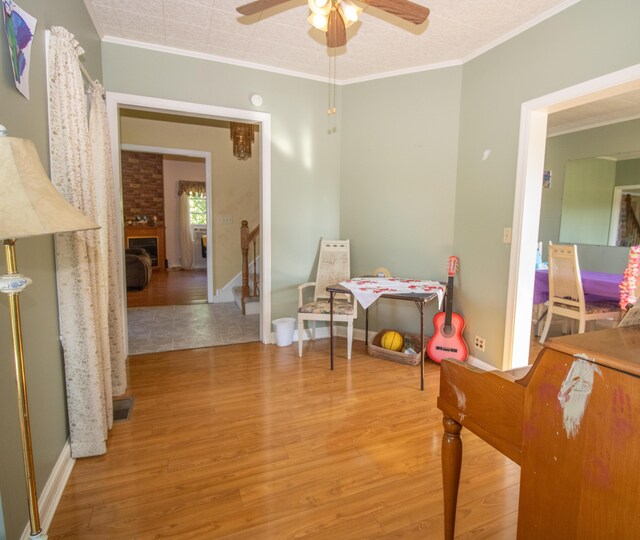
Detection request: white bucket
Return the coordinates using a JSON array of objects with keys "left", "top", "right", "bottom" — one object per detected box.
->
[{"left": 273, "top": 317, "right": 296, "bottom": 347}]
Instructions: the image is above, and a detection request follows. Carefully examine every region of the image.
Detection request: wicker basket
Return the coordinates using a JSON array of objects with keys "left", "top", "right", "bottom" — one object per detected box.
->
[{"left": 367, "top": 329, "right": 425, "bottom": 366}]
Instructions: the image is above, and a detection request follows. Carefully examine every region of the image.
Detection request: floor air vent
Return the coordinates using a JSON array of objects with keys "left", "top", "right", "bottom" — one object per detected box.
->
[{"left": 113, "top": 397, "right": 134, "bottom": 421}]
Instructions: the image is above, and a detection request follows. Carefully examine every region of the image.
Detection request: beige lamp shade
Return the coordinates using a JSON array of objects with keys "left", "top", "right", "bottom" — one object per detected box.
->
[{"left": 0, "top": 135, "right": 99, "bottom": 240}]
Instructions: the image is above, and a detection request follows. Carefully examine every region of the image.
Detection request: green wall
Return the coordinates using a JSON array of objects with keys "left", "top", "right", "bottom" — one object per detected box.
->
[
  {"left": 101, "top": 1, "right": 640, "bottom": 369},
  {"left": 559, "top": 158, "right": 616, "bottom": 246},
  {"left": 0, "top": 1, "right": 101, "bottom": 538},
  {"left": 340, "top": 67, "right": 463, "bottom": 331},
  {"left": 2, "top": 1, "right": 640, "bottom": 534},
  {"left": 616, "top": 157, "right": 640, "bottom": 186},
  {"left": 453, "top": 0, "right": 640, "bottom": 367},
  {"left": 101, "top": 44, "right": 342, "bottom": 319},
  {"left": 541, "top": 118, "right": 640, "bottom": 272}
]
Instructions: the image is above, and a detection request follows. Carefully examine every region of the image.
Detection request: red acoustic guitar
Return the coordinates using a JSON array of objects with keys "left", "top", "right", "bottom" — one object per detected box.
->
[{"left": 427, "top": 256, "right": 468, "bottom": 364}]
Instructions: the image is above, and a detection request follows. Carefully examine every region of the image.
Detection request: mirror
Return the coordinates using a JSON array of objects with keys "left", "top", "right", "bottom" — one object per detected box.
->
[
  {"left": 541, "top": 112, "right": 640, "bottom": 250},
  {"left": 559, "top": 155, "right": 640, "bottom": 246}
]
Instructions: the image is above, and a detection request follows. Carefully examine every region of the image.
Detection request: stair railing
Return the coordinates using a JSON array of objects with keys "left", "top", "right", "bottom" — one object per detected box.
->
[
  {"left": 240, "top": 220, "right": 260, "bottom": 315},
  {"left": 624, "top": 194, "right": 640, "bottom": 246}
]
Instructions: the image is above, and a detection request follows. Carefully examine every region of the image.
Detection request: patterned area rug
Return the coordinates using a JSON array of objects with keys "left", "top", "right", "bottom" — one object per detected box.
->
[{"left": 127, "top": 302, "right": 260, "bottom": 355}]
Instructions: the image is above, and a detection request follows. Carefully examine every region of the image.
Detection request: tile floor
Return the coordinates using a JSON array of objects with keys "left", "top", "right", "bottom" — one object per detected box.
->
[{"left": 127, "top": 302, "right": 260, "bottom": 355}]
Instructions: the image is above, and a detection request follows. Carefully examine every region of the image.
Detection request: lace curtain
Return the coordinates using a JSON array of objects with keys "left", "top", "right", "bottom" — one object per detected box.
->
[
  {"left": 179, "top": 191, "right": 194, "bottom": 269},
  {"left": 178, "top": 180, "right": 203, "bottom": 268},
  {"left": 89, "top": 83, "right": 127, "bottom": 395},
  {"left": 47, "top": 26, "right": 126, "bottom": 457}
]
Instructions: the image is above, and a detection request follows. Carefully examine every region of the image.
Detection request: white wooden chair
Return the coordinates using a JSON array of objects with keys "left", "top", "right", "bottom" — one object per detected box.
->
[
  {"left": 298, "top": 239, "right": 357, "bottom": 359},
  {"left": 539, "top": 242, "right": 621, "bottom": 343}
]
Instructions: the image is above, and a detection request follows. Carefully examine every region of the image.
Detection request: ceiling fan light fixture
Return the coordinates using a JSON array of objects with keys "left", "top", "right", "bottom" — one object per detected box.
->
[
  {"left": 338, "top": 0, "right": 361, "bottom": 24},
  {"left": 308, "top": 0, "right": 331, "bottom": 16},
  {"left": 307, "top": 12, "right": 329, "bottom": 32}
]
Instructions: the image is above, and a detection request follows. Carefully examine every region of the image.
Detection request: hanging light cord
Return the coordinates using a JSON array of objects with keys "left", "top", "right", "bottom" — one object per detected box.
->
[{"left": 328, "top": 52, "right": 336, "bottom": 115}]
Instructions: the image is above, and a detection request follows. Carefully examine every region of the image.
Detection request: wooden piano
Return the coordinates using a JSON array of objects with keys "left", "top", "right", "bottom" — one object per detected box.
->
[{"left": 437, "top": 326, "right": 640, "bottom": 539}]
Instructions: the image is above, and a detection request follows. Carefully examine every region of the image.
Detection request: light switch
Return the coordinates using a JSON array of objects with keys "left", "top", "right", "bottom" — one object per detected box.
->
[
  {"left": 220, "top": 216, "right": 233, "bottom": 225},
  {"left": 503, "top": 227, "right": 512, "bottom": 244}
]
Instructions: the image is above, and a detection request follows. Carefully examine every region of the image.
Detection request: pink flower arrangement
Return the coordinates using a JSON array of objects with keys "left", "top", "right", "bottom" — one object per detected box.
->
[{"left": 619, "top": 246, "right": 640, "bottom": 309}]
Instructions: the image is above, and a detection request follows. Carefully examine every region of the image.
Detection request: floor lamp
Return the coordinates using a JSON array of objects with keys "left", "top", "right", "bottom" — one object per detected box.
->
[{"left": 0, "top": 127, "right": 98, "bottom": 539}]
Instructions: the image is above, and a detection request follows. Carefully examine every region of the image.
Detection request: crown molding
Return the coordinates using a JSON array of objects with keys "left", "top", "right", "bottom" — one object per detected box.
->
[
  {"left": 102, "top": 36, "right": 331, "bottom": 84},
  {"left": 461, "top": 0, "right": 582, "bottom": 64},
  {"left": 101, "top": 0, "right": 582, "bottom": 87}
]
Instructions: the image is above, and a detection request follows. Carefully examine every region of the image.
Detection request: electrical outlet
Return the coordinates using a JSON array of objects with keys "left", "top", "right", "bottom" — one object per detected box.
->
[
  {"left": 503, "top": 227, "right": 512, "bottom": 243},
  {"left": 474, "top": 335, "right": 486, "bottom": 352}
]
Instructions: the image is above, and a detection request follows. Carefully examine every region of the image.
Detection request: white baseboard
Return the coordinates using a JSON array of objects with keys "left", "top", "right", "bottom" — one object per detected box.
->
[
  {"left": 269, "top": 325, "right": 367, "bottom": 345},
  {"left": 20, "top": 441, "right": 75, "bottom": 539},
  {"left": 273, "top": 327, "right": 495, "bottom": 372},
  {"left": 212, "top": 288, "right": 234, "bottom": 303},
  {"left": 466, "top": 355, "right": 495, "bottom": 371}
]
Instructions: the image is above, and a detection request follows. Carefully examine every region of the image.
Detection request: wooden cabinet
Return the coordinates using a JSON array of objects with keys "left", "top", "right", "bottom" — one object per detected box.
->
[
  {"left": 438, "top": 326, "right": 640, "bottom": 539},
  {"left": 125, "top": 226, "right": 166, "bottom": 271}
]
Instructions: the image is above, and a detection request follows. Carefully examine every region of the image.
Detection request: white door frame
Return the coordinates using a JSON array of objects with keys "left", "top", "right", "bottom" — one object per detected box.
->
[
  {"left": 121, "top": 143, "right": 213, "bottom": 301},
  {"left": 504, "top": 63, "right": 640, "bottom": 370},
  {"left": 106, "top": 92, "right": 272, "bottom": 354}
]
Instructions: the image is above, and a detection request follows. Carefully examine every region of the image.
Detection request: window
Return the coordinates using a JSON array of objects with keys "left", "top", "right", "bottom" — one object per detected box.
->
[{"left": 188, "top": 194, "right": 207, "bottom": 225}]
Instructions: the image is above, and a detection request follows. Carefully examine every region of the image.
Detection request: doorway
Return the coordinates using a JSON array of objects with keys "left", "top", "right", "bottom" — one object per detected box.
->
[
  {"left": 106, "top": 92, "right": 272, "bottom": 356},
  {"left": 121, "top": 142, "right": 213, "bottom": 300},
  {"left": 504, "top": 63, "right": 640, "bottom": 369}
]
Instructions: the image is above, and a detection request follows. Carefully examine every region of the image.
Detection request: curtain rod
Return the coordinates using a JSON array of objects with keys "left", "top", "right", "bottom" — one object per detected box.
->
[
  {"left": 78, "top": 61, "right": 96, "bottom": 87},
  {"left": 79, "top": 59, "right": 105, "bottom": 98}
]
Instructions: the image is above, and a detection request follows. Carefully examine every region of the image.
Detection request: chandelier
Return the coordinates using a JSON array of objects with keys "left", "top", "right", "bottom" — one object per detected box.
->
[
  {"left": 230, "top": 122, "right": 255, "bottom": 161},
  {"left": 307, "top": 0, "right": 362, "bottom": 32}
]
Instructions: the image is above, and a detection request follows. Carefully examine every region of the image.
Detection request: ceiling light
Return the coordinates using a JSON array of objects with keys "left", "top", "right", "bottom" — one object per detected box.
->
[
  {"left": 308, "top": 0, "right": 331, "bottom": 15},
  {"left": 309, "top": 0, "right": 361, "bottom": 32},
  {"left": 230, "top": 122, "right": 255, "bottom": 161},
  {"left": 307, "top": 12, "right": 329, "bottom": 32},
  {"left": 338, "top": 0, "right": 361, "bottom": 26}
]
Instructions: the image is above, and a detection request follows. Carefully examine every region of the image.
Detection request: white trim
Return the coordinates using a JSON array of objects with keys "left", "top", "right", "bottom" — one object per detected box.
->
[
  {"left": 120, "top": 143, "right": 214, "bottom": 302},
  {"left": 218, "top": 255, "right": 262, "bottom": 303},
  {"left": 102, "top": 36, "right": 329, "bottom": 84},
  {"left": 20, "top": 442, "right": 75, "bottom": 540},
  {"left": 461, "top": 0, "right": 582, "bottom": 65},
  {"left": 100, "top": 36, "right": 461, "bottom": 87},
  {"left": 121, "top": 143, "right": 209, "bottom": 160},
  {"left": 291, "top": 327, "right": 495, "bottom": 371},
  {"left": 466, "top": 355, "right": 495, "bottom": 372},
  {"left": 341, "top": 59, "right": 463, "bottom": 85},
  {"left": 503, "top": 109, "right": 548, "bottom": 371},
  {"left": 101, "top": 0, "right": 580, "bottom": 87},
  {"left": 106, "top": 92, "right": 272, "bottom": 347},
  {"left": 504, "top": 63, "right": 640, "bottom": 370}
]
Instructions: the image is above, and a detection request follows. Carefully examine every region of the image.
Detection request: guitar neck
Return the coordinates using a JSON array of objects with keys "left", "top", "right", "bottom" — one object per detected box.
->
[{"left": 444, "top": 275, "right": 454, "bottom": 328}]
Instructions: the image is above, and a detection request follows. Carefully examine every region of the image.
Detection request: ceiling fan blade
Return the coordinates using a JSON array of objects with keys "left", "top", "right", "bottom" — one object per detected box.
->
[
  {"left": 236, "top": 0, "right": 293, "bottom": 16},
  {"left": 363, "top": 0, "right": 430, "bottom": 25},
  {"left": 327, "top": 9, "right": 347, "bottom": 48}
]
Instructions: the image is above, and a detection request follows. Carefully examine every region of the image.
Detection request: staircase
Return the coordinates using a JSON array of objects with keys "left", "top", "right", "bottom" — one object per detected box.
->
[
  {"left": 235, "top": 220, "right": 260, "bottom": 315},
  {"left": 623, "top": 194, "right": 640, "bottom": 246}
]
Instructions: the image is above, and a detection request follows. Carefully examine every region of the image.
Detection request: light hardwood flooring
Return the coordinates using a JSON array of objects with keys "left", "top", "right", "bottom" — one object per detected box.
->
[
  {"left": 127, "top": 268, "right": 208, "bottom": 308},
  {"left": 49, "top": 340, "right": 519, "bottom": 539}
]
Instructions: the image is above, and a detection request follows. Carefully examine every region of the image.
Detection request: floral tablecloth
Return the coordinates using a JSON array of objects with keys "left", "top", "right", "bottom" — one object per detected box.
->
[{"left": 339, "top": 277, "right": 445, "bottom": 310}]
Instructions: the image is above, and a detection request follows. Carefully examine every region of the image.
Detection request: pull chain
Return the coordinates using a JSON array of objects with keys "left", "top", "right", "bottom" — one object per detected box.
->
[{"left": 327, "top": 53, "right": 336, "bottom": 116}]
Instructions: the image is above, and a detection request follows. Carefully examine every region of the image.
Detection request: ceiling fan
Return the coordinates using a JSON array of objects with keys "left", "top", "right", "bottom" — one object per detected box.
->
[{"left": 236, "top": 0, "right": 430, "bottom": 48}]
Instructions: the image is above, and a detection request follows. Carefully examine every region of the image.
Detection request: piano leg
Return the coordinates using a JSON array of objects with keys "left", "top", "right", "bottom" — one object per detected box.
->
[{"left": 442, "top": 416, "right": 462, "bottom": 540}]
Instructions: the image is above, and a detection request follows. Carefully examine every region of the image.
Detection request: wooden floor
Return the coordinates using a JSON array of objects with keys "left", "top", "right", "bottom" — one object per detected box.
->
[
  {"left": 127, "top": 269, "right": 208, "bottom": 308},
  {"left": 49, "top": 340, "right": 519, "bottom": 539}
]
